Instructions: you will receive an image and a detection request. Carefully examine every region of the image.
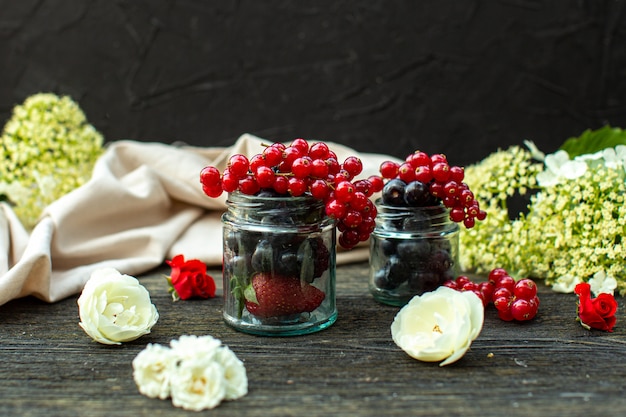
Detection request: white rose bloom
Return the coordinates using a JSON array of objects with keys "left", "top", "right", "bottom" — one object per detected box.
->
[
  {"left": 215, "top": 346, "right": 248, "bottom": 400},
  {"left": 170, "top": 334, "right": 222, "bottom": 362},
  {"left": 391, "top": 287, "right": 484, "bottom": 367},
  {"left": 132, "top": 343, "right": 175, "bottom": 399},
  {"left": 170, "top": 360, "right": 226, "bottom": 411},
  {"left": 77, "top": 268, "right": 159, "bottom": 345}
]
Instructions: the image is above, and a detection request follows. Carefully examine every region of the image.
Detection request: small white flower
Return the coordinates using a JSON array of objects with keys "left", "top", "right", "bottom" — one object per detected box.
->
[
  {"left": 536, "top": 150, "right": 587, "bottom": 187},
  {"left": 391, "top": 287, "right": 484, "bottom": 367},
  {"left": 170, "top": 360, "right": 226, "bottom": 411},
  {"left": 214, "top": 346, "right": 248, "bottom": 400},
  {"left": 132, "top": 343, "right": 176, "bottom": 399},
  {"left": 551, "top": 274, "right": 583, "bottom": 293},
  {"left": 588, "top": 270, "right": 617, "bottom": 296},
  {"left": 77, "top": 268, "right": 159, "bottom": 345}
]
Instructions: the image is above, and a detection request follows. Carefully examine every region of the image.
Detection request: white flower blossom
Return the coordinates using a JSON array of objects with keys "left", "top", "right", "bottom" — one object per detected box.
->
[
  {"left": 214, "top": 346, "right": 248, "bottom": 400},
  {"left": 132, "top": 343, "right": 176, "bottom": 399},
  {"left": 77, "top": 268, "right": 159, "bottom": 345},
  {"left": 132, "top": 335, "right": 248, "bottom": 411},
  {"left": 588, "top": 270, "right": 617, "bottom": 296},
  {"left": 170, "top": 334, "right": 222, "bottom": 362},
  {"left": 551, "top": 274, "right": 583, "bottom": 293},
  {"left": 536, "top": 150, "right": 587, "bottom": 187},
  {"left": 170, "top": 360, "right": 226, "bottom": 411},
  {"left": 391, "top": 287, "right": 484, "bottom": 367}
]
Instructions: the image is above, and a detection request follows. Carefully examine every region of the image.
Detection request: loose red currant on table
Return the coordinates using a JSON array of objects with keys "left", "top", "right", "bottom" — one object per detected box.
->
[{"left": 443, "top": 267, "right": 540, "bottom": 322}]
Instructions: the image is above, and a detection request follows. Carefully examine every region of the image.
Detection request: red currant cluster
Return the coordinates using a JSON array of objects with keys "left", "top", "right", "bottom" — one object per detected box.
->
[
  {"left": 443, "top": 268, "right": 540, "bottom": 322},
  {"left": 379, "top": 151, "right": 486, "bottom": 228},
  {"left": 199, "top": 138, "right": 385, "bottom": 249}
]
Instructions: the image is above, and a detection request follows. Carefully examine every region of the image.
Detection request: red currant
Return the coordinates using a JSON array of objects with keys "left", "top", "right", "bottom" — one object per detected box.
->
[
  {"left": 287, "top": 177, "right": 307, "bottom": 196},
  {"left": 200, "top": 166, "right": 221, "bottom": 187},
  {"left": 379, "top": 161, "right": 399, "bottom": 179},
  {"left": 342, "top": 156, "right": 363, "bottom": 177},
  {"left": 325, "top": 199, "right": 347, "bottom": 219},
  {"left": 308, "top": 142, "right": 330, "bottom": 160},
  {"left": 432, "top": 162, "right": 451, "bottom": 182},
  {"left": 255, "top": 165, "right": 275, "bottom": 188},
  {"left": 510, "top": 298, "right": 534, "bottom": 321},
  {"left": 368, "top": 175, "right": 385, "bottom": 192},
  {"left": 514, "top": 278, "right": 538, "bottom": 300},
  {"left": 334, "top": 181, "right": 355, "bottom": 203},
  {"left": 291, "top": 138, "right": 309, "bottom": 154},
  {"left": 291, "top": 156, "right": 313, "bottom": 178},
  {"left": 228, "top": 154, "right": 250, "bottom": 179},
  {"left": 449, "top": 165, "right": 465, "bottom": 183}
]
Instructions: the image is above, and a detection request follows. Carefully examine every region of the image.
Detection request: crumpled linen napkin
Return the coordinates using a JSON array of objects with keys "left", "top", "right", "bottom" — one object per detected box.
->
[{"left": 0, "top": 134, "right": 396, "bottom": 306}]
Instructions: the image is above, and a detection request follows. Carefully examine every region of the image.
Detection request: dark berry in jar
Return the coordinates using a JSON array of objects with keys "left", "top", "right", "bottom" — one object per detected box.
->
[{"left": 381, "top": 179, "right": 407, "bottom": 206}]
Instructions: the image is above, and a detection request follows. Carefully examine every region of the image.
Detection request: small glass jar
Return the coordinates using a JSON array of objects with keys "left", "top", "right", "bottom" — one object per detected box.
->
[
  {"left": 222, "top": 192, "right": 337, "bottom": 336},
  {"left": 369, "top": 201, "right": 459, "bottom": 306}
]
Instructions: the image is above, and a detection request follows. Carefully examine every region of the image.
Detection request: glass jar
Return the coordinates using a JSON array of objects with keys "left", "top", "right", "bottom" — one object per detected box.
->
[
  {"left": 369, "top": 201, "right": 459, "bottom": 306},
  {"left": 222, "top": 192, "right": 337, "bottom": 336}
]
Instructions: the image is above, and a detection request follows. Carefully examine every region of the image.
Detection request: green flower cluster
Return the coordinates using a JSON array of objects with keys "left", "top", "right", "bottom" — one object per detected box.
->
[
  {"left": 0, "top": 93, "right": 103, "bottom": 228},
  {"left": 461, "top": 145, "right": 626, "bottom": 296}
]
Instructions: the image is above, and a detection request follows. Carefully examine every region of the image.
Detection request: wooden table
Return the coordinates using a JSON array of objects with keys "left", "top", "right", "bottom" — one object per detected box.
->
[{"left": 1, "top": 262, "right": 625, "bottom": 417}]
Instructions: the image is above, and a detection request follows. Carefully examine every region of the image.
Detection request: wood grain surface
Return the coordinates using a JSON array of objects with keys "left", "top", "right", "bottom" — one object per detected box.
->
[{"left": 1, "top": 262, "right": 625, "bottom": 417}]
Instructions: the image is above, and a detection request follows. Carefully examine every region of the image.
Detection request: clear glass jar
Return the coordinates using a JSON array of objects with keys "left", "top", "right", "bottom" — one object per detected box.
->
[
  {"left": 222, "top": 192, "right": 337, "bottom": 336},
  {"left": 369, "top": 201, "right": 459, "bottom": 306}
]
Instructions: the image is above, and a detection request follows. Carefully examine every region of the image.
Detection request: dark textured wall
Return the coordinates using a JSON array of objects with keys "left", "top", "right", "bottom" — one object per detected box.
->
[{"left": 1, "top": 0, "right": 625, "bottom": 165}]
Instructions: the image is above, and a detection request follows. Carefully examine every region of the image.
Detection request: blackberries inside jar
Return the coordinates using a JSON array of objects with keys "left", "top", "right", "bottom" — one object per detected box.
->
[
  {"left": 222, "top": 190, "right": 337, "bottom": 336},
  {"left": 369, "top": 179, "right": 460, "bottom": 306}
]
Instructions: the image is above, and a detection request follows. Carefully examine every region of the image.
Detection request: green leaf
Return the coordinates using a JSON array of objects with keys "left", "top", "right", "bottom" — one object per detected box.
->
[
  {"left": 560, "top": 125, "right": 626, "bottom": 158},
  {"left": 243, "top": 282, "right": 258, "bottom": 305}
]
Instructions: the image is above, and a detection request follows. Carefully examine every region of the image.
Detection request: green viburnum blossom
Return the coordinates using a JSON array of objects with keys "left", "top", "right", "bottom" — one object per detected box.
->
[
  {"left": 0, "top": 93, "right": 103, "bottom": 228},
  {"left": 461, "top": 143, "right": 626, "bottom": 296}
]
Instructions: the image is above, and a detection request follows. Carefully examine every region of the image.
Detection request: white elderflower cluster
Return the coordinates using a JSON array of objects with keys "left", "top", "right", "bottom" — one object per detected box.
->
[
  {"left": 461, "top": 143, "right": 626, "bottom": 296},
  {"left": 0, "top": 93, "right": 103, "bottom": 228},
  {"left": 132, "top": 335, "right": 248, "bottom": 411}
]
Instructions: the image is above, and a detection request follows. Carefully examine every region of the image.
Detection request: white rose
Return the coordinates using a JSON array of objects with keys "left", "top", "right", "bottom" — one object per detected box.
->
[
  {"left": 170, "top": 359, "right": 226, "bottom": 411},
  {"left": 77, "top": 268, "right": 159, "bottom": 345},
  {"left": 170, "top": 334, "right": 222, "bottom": 362},
  {"left": 391, "top": 286, "right": 484, "bottom": 367},
  {"left": 214, "top": 346, "right": 248, "bottom": 400},
  {"left": 132, "top": 343, "right": 175, "bottom": 399}
]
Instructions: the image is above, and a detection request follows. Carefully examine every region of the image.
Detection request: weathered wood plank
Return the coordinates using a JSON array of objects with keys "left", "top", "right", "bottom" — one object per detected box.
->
[{"left": 1, "top": 262, "right": 625, "bottom": 417}]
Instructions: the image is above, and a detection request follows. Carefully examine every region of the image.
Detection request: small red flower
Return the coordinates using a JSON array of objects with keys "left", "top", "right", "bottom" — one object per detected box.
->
[
  {"left": 574, "top": 282, "right": 617, "bottom": 332},
  {"left": 165, "top": 255, "right": 216, "bottom": 301}
]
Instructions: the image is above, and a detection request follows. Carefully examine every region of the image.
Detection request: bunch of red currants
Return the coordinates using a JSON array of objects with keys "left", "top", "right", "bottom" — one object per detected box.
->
[
  {"left": 444, "top": 268, "right": 540, "bottom": 322},
  {"left": 199, "top": 138, "right": 384, "bottom": 249}
]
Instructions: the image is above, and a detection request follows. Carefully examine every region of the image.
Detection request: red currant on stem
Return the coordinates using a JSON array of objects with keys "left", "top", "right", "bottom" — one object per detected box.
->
[
  {"left": 342, "top": 156, "right": 363, "bottom": 177},
  {"left": 228, "top": 154, "right": 250, "bottom": 179},
  {"left": 308, "top": 142, "right": 330, "bottom": 160}
]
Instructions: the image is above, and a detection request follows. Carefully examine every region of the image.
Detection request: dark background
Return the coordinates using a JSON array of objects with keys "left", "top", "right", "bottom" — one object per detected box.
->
[{"left": 1, "top": 0, "right": 625, "bottom": 166}]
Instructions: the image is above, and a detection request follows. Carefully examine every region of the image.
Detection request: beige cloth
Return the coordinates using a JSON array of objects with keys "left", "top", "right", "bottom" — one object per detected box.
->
[{"left": 0, "top": 134, "right": 396, "bottom": 306}]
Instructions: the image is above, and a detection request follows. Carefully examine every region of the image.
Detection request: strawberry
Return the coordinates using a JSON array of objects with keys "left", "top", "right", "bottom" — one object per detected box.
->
[{"left": 244, "top": 272, "right": 325, "bottom": 318}]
